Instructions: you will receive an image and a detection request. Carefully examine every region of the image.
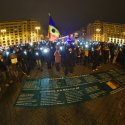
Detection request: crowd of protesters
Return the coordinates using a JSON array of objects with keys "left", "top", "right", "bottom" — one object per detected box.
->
[{"left": 0, "top": 40, "right": 125, "bottom": 91}]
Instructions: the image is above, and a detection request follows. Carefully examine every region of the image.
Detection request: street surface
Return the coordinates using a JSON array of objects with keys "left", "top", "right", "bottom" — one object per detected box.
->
[{"left": 0, "top": 63, "right": 125, "bottom": 125}]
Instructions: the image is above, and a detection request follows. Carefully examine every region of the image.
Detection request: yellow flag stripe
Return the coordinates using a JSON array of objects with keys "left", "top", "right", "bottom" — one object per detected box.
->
[{"left": 49, "top": 25, "right": 60, "bottom": 37}]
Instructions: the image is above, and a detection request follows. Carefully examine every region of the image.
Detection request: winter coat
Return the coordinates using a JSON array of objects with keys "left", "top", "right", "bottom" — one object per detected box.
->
[{"left": 54, "top": 51, "right": 61, "bottom": 63}]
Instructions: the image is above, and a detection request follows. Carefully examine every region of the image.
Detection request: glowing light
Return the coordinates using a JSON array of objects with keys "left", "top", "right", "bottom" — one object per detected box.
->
[
  {"left": 1, "top": 29, "right": 6, "bottom": 33},
  {"left": 85, "top": 44, "right": 89, "bottom": 48},
  {"left": 24, "top": 50, "right": 27, "bottom": 55},
  {"left": 0, "top": 47, "right": 3, "bottom": 51},
  {"left": 13, "top": 50, "right": 16, "bottom": 53},
  {"left": 40, "top": 47, "right": 43, "bottom": 50},
  {"left": 43, "top": 48, "right": 48, "bottom": 53},
  {"left": 56, "top": 42, "right": 60, "bottom": 45},
  {"left": 36, "top": 52, "right": 39, "bottom": 56},
  {"left": 64, "top": 42, "right": 66, "bottom": 44},
  {"left": 6, "top": 51, "right": 9, "bottom": 56},
  {"left": 35, "top": 26, "right": 40, "bottom": 30},
  {"left": 92, "top": 47, "right": 94, "bottom": 51},
  {"left": 60, "top": 46, "right": 63, "bottom": 51},
  {"left": 96, "top": 28, "right": 101, "bottom": 32},
  {"left": 30, "top": 43, "right": 33, "bottom": 46},
  {"left": 119, "top": 44, "right": 122, "bottom": 47}
]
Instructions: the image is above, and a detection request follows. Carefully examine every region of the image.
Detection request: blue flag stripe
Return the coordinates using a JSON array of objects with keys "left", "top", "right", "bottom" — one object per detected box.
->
[{"left": 49, "top": 16, "right": 55, "bottom": 27}]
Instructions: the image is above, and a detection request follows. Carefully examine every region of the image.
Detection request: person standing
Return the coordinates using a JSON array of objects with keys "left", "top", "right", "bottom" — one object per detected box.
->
[
  {"left": 34, "top": 48, "right": 42, "bottom": 71},
  {"left": 54, "top": 49, "right": 61, "bottom": 71},
  {"left": 92, "top": 46, "right": 99, "bottom": 71},
  {"left": 122, "top": 45, "right": 125, "bottom": 69},
  {"left": 112, "top": 47, "right": 119, "bottom": 64},
  {"left": 45, "top": 48, "right": 52, "bottom": 69},
  {"left": 0, "top": 55, "right": 8, "bottom": 86},
  {"left": 103, "top": 46, "right": 110, "bottom": 64},
  {"left": 83, "top": 48, "right": 89, "bottom": 66},
  {"left": 9, "top": 52, "right": 19, "bottom": 81},
  {"left": 64, "top": 48, "right": 74, "bottom": 75}
]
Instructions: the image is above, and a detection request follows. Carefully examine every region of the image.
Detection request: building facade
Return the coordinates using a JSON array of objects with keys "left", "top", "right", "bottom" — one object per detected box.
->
[
  {"left": 0, "top": 20, "right": 43, "bottom": 48},
  {"left": 87, "top": 20, "right": 125, "bottom": 44}
]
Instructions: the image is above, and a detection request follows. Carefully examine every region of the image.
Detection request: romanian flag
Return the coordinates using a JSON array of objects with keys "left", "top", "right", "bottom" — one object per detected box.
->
[{"left": 48, "top": 16, "right": 60, "bottom": 42}]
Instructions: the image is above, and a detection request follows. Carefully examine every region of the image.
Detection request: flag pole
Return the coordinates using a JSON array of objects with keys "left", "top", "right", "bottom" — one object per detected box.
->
[{"left": 48, "top": 13, "right": 51, "bottom": 16}]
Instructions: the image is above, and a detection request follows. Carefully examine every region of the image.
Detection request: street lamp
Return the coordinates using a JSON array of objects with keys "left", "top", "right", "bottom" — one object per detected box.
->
[
  {"left": 96, "top": 28, "right": 101, "bottom": 32},
  {"left": 35, "top": 26, "right": 40, "bottom": 42},
  {"left": 1, "top": 29, "right": 6, "bottom": 33},
  {"left": 35, "top": 26, "right": 40, "bottom": 30}
]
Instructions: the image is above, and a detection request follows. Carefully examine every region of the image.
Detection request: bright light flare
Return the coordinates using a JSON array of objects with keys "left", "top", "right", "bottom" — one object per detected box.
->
[
  {"left": 30, "top": 43, "right": 33, "bottom": 46},
  {"left": 80, "top": 42, "right": 82, "bottom": 45},
  {"left": 40, "top": 47, "right": 43, "bottom": 50},
  {"left": 24, "top": 50, "right": 27, "bottom": 55},
  {"left": 85, "top": 44, "right": 89, "bottom": 48},
  {"left": 6, "top": 51, "right": 9, "bottom": 56},
  {"left": 36, "top": 52, "right": 39, "bottom": 56},
  {"left": 60, "top": 46, "right": 63, "bottom": 51},
  {"left": 43, "top": 48, "right": 49, "bottom": 53}
]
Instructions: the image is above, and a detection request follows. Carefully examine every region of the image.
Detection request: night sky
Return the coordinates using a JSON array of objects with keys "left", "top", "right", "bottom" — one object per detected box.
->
[{"left": 0, "top": 0, "right": 125, "bottom": 35}]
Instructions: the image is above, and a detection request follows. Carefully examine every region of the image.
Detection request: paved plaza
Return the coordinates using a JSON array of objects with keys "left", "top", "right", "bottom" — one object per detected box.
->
[{"left": 0, "top": 64, "right": 125, "bottom": 125}]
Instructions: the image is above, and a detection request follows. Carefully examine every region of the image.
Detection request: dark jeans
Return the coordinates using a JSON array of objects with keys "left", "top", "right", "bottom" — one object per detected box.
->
[
  {"left": 55, "top": 63, "right": 60, "bottom": 71},
  {"left": 64, "top": 64, "right": 73, "bottom": 75},
  {"left": 22, "top": 61, "right": 30, "bottom": 75},
  {"left": 47, "top": 61, "right": 52, "bottom": 69},
  {"left": 92, "top": 58, "right": 98, "bottom": 70},
  {"left": 0, "top": 71, "right": 7, "bottom": 82},
  {"left": 83, "top": 56, "right": 89, "bottom": 66}
]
